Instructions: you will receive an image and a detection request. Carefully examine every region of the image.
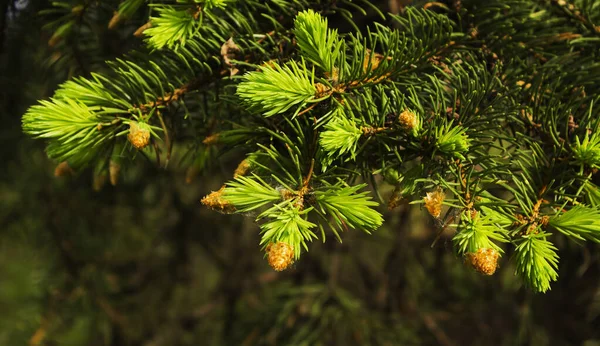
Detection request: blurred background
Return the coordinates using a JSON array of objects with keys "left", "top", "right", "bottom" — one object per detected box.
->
[{"left": 1, "top": 0, "right": 599, "bottom": 345}]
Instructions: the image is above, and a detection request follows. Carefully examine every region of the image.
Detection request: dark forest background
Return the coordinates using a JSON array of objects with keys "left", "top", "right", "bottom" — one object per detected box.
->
[{"left": 0, "top": 0, "right": 599, "bottom": 345}]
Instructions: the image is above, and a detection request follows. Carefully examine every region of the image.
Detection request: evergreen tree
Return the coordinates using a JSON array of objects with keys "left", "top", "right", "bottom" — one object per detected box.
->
[{"left": 3, "top": 0, "right": 600, "bottom": 344}]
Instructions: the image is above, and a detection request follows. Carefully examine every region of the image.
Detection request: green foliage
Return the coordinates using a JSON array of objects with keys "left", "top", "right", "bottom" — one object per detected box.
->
[
  {"left": 237, "top": 60, "right": 319, "bottom": 117},
  {"left": 452, "top": 210, "right": 509, "bottom": 256},
  {"left": 145, "top": 5, "right": 199, "bottom": 50},
  {"left": 434, "top": 121, "right": 471, "bottom": 160},
  {"left": 223, "top": 174, "right": 282, "bottom": 212},
  {"left": 197, "top": 0, "right": 232, "bottom": 10},
  {"left": 258, "top": 203, "right": 318, "bottom": 257},
  {"left": 22, "top": 99, "right": 118, "bottom": 168},
  {"left": 319, "top": 114, "right": 362, "bottom": 160},
  {"left": 549, "top": 205, "right": 600, "bottom": 242},
  {"left": 113, "top": 0, "right": 145, "bottom": 23},
  {"left": 293, "top": 9, "right": 341, "bottom": 73},
  {"left": 19, "top": 0, "right": 600, "bottom": 297},
  {"left": 515, "top": 233, "right": 560, "bottom": 293},
  {"left": 315, "top": 183, "right": 383, "bottom": 233},
  {"left": 584, "top": 181, "right": 600, "bottom": 207},
  {"left": 8, "top": 0, "right": 600, "bottom": 344},
  {"left": 572, "top": 129, "right": 600, "bottom": 169}
]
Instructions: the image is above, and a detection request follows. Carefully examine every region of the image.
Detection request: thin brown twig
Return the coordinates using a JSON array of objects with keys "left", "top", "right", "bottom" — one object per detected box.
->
[
  {"left": 303, "top": 159, "right": 315, "bottom": 188},
  {"left": 297, "top": 103, "right": 319, "bottom": 117}
]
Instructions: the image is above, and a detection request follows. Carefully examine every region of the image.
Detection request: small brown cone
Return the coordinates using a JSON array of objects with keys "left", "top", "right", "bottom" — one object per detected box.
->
[
  {"left": 314, "top": 83, "right": 331, "bottom": 98},
  {"left": 201, "top": 186, "right": 236, "bottom": 214},
  {"left": 387, "top": 188, "right": 402, "bottom": 210},
  {"left": 54, "top": 161, "right": 73, "bottom": 177},
  {"left": 266, "top": 242, "right": 294, "bottom": 272},
  {"left": 465, "top": 248, "right": 500, "bottom": 275},
  {"left": 127, "top": 121, "right": 151, "bottom": 149},
  {"left": 398, "top": 109, "right": 418, "bottom": 131},
  {"left": 363, "top": 51, "right": 382, "bottom": 72},
  {"left": 109, "top": 161, "right": 121, "bottom": 186},
  {"left": 324, "top": 67, "right": 339, "bottom": 83},
  {"left": 424, "top": 188, "right": 445, "bottom": 218}
]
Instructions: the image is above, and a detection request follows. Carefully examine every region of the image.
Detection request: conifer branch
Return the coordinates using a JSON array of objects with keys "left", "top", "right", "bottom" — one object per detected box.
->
[{"left": 22, "top": 1, "right": 600, "bottom": 292}]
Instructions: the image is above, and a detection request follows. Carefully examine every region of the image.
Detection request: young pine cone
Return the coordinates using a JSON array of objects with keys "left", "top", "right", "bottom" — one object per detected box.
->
[
  {"left": 424, "top": 188, "right": 445, "bottom": 218},
  {"left": 398, "top": 109, "right": 418, "bottom": 131},
  {"left": 127, "top": 121, "right": 151, "bottom": 149},
  {"left": 266, "top": 242, "right": 294, "bottom": 272},
  {"left": 201, "top": 186, "right": 236, "bottom": 214},
  {"left": 465, "top": 248, "right": 500, "bottom": 275}
]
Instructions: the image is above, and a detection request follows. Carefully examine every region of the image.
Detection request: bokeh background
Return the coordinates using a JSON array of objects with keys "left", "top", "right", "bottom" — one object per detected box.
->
[{"left": 1, "top": 1, "right": 599, "bottom": 345}]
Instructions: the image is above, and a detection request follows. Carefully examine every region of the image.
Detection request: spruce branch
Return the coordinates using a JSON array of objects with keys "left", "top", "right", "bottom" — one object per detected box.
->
[
  {"left": 452, "top": 210, "right": 509, "bottom": 256},
  {"left": 144, "top": 5, "right": 201, "bottom": 50},
  {"left": 258, "top": 203, "right": 318, "bottom": 259},
  {"left": 22, "top": 0, "right": 600, "bottom": 292},
  {"left": 237, "top": 60, "right": 320, "bottom": 117},
  {"left": 515, "top": 233, "right": 559, "bottom": 293},
  {"left": 571, "top": 129, "right": 600, "bottom": 169},
  {"left": 293, "top": 9, "right": 341, "bottom": 73},
  {"left": 434, "top": 121, "right": 471, "bottom": 160},
  {"left": 22, "top": 99, "right": 118, "bottom": 168},
  {"left": 222, "top": 175, "right": 282, "bottom": 212},
  {"left": 549, "top": 205, "right": 600, "bottom": 242},
  {"left": 319, "top": 114, "right": 362, "bottom": 160},
  {"left": 583, "top": 181, "right": 600, "bottom": 207},
  {"left": 315, "top": 183, "right": 383, "bottom": 233}
]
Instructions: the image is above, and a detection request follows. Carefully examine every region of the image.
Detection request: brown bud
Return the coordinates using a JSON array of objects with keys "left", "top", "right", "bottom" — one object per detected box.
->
[
  {"left": 201, "top": 186, "right": 236, "bottom": 214},
  {"left": 266, "top": 242, "right": 294, "bottom": 272},
  {"left": 54, "top": 161, "right": 73, "bottom": 177},
  {"left": 127, "top": 121, "right": 151, "bottom": 149},
  {"left": 109, "top": 161, "right": 121, "bottom": 186},
  {"left": 134, "top": 22, "right": 152, "bottom": 37},
  {"left": 314, "top": 83, "right": 331, "bottom": 98},
  {"left": 465, "top": 248, "right": 500, "bottom": 275},
  {"left": 387, "top": 188, "right": 402, "bottom": 210},
  {"left": 280, "top": 188, "right": 295, "bottom": 201},
  {"left": 233, "top": 159, "right": 251, "bottom": 179},
  {"left": 398, "top": 109, "right": 418, "bottom": 131},
  {"left": 108, "top": 12, "right": 122, "bottom": 30},
  {"left": 324, "top": 67, "right": 339, "bottom": 83},
  {"left": 363, "top": 51, "right": 383, "bottom": 72},
  {"left": 424, "top": 188, "right": 445, "bottom": 218},
  {"left": 202, "top": 133, "right": 220, "bottom": 146}
]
